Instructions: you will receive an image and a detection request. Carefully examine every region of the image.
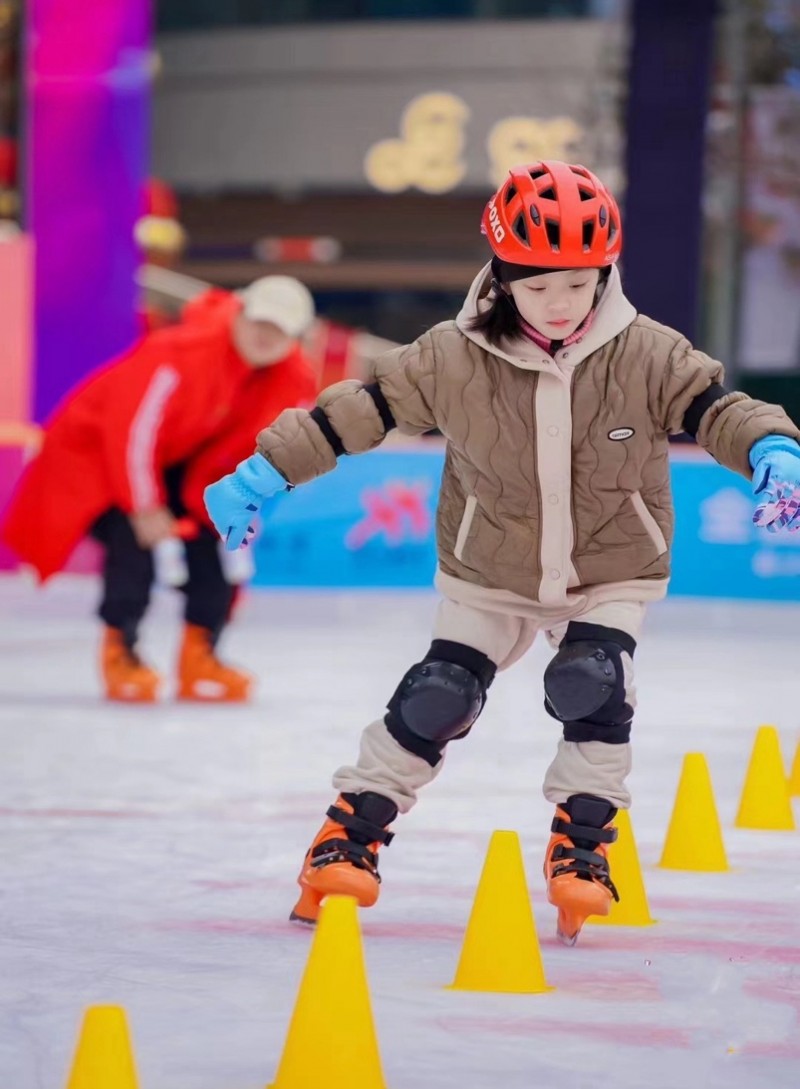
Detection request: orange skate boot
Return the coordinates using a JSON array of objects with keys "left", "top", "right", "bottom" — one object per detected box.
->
[
  {"left": 544, "top": 793, "right": 619, "bottom": 946},
  {"left": 290, "top": 792, "right": 398, "bottom": 925},
  {"left": 176, "top": 624, "right": 252, "bottom": 702},
  {"left": 101, "top": 626, "right": 161, "bottom": 703}
]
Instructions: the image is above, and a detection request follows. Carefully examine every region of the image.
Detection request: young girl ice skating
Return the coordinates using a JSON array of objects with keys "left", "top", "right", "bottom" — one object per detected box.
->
[{"left": 205, "top": 161, "right": 800, "bottom": 944}]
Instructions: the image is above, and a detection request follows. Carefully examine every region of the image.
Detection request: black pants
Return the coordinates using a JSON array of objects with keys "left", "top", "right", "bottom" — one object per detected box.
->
[{"left": 91, "top": 470, "right": 234, "bottom": 648}]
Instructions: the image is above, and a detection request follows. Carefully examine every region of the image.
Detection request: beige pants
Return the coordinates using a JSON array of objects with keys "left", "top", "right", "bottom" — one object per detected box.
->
[{"left": 333, "top": 597, "right": 645, "bottom": 814}]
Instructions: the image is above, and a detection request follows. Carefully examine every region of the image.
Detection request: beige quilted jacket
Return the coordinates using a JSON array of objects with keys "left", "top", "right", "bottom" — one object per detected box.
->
[{"left": 256, "top": 264, "right": 800, "bottom": 610}]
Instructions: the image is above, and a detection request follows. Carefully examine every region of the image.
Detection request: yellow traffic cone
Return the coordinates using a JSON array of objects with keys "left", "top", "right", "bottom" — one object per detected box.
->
[
  {"left": 787, "top": 739, "right": 800, "bottom": 798},
  {"left": 449, "top": 829, "right": 552, "bottom": 994},
  {"left": 269, "top": 895, "right": 387, "bottom": 1089},
  {"left": 659, "top": 753, "right": 729, "bottom": 870},
  {"left": 66, "top": 1006, "right": 139, "bottom": 1089},
  {"left": 735, "top": 725, "right": 795, "bottom": 831},
  {"left": 587, "top": 808, "right": 656, "bottom": 926}
]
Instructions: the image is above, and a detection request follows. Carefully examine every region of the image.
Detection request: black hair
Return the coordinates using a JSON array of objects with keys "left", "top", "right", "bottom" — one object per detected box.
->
[
  {"left": 467, "top": 283, "right": 524, "bottom": 345},
  {"left": 467, "top": 264, "right": 613, "bottom": 347}
]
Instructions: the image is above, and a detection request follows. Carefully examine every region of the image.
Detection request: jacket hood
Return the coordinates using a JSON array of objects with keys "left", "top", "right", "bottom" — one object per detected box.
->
[{"left": 455, "top": 262, "right": 637, "bottom": 372}]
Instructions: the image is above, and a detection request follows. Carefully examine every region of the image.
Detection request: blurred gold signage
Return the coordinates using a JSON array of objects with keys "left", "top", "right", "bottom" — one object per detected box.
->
[
  {"left": 364, "top": 92, "right": 470, "bottom": 194},
  {"left": 487, "top": 117, "right": 583, "bottom": 186},
  {"left": 365, "top": 92, "right": 584, "bottom": 193}
]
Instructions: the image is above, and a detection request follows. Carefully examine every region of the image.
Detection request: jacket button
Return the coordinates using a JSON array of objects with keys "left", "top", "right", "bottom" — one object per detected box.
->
[
  {"left": 547, "top": 426, "right": 559, "bottom": 437},
  {"left": 550, "top": 569, "right": 561, "bottom": 579},
  {"left": 548, "top": 494, "right": 559, "bottom": 505}
]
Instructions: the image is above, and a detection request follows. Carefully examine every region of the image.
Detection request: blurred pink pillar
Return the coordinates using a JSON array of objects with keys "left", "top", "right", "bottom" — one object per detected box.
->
[
  {"left": 0, "top": 234, "right": 33, "bottom": 426},
  {"left": 0, "top": 236, "right": 35, "bottom": 571},
  {"left": 25, "top": 0, "right": 152, "bottom": 421}
]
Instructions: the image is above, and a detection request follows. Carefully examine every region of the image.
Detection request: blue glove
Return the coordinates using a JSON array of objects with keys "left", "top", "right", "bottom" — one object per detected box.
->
[
  {"left": 749, "top": 435, "right": 800, "bottom": 533},
  {"left": 204, "top": 454, "right": 288, "bottom": 550}
]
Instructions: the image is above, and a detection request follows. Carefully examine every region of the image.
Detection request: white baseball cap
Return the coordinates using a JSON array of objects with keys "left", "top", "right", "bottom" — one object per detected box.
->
[{"left": 238, "top": 275, "right": 315, "bottom": 338}]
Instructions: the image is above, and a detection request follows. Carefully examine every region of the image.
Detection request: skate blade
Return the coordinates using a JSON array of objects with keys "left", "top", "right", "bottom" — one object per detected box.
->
[
  {"left": 176, "top": 689, "right": 250, "bottom": 703},
  {"left": 105, "top": 690, "right": 159, "bottom": 703},
  {"left": 288, "top": 909, "right": 318, "bottom": 927},
  {"left": 556, "top": 924, "right": 580, "bottom": 947},
  {"left": 550, "top": 878, "right": 611, "bottom": 947},
  {"left": 289, "top": 881, "right": 323, "bottom": 925},
  {"left": 556, "top": 905, "right": 587, "bottom": 947}
]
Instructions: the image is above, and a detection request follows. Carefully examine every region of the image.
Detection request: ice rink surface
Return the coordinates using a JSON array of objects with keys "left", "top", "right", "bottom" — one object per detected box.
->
[{"left": 1, "top": 573, "right": 799, "bottom": 1089}]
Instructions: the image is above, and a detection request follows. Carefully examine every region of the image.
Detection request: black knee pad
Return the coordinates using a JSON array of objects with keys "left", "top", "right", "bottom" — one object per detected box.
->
[
  {"left": 544, "top": 622, "right": 636, "bottom": 744},
  {"left": 386, "top": 639, "right": 496, "bottom": 766}
]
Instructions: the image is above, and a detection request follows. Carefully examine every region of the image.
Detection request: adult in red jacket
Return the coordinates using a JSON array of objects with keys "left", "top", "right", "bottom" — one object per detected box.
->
[{"left": 2, "top": 276, "right": 317, "bottom": 702}]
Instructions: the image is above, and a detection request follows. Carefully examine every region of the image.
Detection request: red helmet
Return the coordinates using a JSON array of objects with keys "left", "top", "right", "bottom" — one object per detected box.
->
[{"left": 481, "top": 160, "right": 622, "bottom": 269}]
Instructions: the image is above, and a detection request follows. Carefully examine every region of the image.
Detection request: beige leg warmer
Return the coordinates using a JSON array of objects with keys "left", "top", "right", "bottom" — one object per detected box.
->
[
  {"left": 331, "top": 596, "right": 646, "bottom": 814},
  {"left": 332, "top": 717, "right": 443, "bottom": 815},
  {"left": 331, "top": 599, "right": 539, "bottom": 812},
  {"left": 542, "top": 601, "right": 644, "bottom": 810}
]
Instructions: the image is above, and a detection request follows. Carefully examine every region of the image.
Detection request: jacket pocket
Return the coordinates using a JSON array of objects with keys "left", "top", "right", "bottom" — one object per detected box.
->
[
  {"left": 629, "top": 491, "right": 668, "bottom": 556},
  {"left": 454, "top": 495, "right": 478, "bottom": 562}
]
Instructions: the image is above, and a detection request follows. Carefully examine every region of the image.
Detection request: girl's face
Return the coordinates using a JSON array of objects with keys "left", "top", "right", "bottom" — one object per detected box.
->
[{"left": 507, "top": 268, "right": 601, "bottom": 339}]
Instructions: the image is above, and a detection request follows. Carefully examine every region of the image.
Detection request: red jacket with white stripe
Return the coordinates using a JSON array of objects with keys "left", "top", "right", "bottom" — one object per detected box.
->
[{"left": 1, "top": 314, "right": 316, "bottom": 581}]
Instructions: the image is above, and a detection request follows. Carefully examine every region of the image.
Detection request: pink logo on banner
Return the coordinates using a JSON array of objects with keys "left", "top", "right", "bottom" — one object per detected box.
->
[{"left": 345, "top": 480, "right": 432, "bottom": 549}]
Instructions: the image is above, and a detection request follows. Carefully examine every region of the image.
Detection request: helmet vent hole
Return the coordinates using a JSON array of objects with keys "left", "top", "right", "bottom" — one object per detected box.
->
[
  {"left": 512, "top": 213, "right": 529, "bottom": 244},
  {"left": 504, "top": 183, "right": 517, "bottom": 204},
  {"left": 578, "top": 187, "right": 593, "bottom": 202},
  {"left": 582, "top": 220, "right": 595, "bottom": 250},
  {"left": 539, "top": 186, "right": 556, "bottom": 201},
  {"left": 529, "top": 203, "right": 541, "bottom": 226},
  {"left": 598, "top": 205, "right": 608, "bottom": 227},
  {"left": 530, "top": 169, "right": 546, "bottom": 181},
  {"left": 545, "top": 219, "right": 560, "bottom": 251},
  {"left": 608, "top": 215, "right": 618, "bottom": 243}
]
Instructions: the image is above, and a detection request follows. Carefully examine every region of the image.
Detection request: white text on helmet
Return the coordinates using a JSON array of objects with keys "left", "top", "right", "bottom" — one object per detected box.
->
[{"left": 487, "top": 198, "right": 505, "bottom": 243}]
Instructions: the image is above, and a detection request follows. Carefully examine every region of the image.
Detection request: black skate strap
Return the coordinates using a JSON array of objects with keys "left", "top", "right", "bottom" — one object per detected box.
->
[
  {"left": 551, "top": 816, "right": 617, "bottom": 844},
  {"left": 327, "top": 805, "right": 395, "bottom": 846},
  {"left": 311, "top": 837, "right": 378, "bottom": 868},
  {"left": 553, "top": 844, "right": 605, "bottom": 866},
  {"left": 552, "top": 844, "right": 620, "bottom": 902}
]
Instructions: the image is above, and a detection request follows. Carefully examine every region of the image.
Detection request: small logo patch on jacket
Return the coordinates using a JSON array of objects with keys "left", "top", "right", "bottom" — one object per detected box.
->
[{"left": 608, "top": 427, "right": 635, "bottom": 441}]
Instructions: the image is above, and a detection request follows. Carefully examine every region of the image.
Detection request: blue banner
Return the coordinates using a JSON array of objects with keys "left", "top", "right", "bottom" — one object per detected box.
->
[
  {"left": 251, "top": 448, "right": 800, "bottom": 601},
  {"left": 253, "top": 449, "right": 441, "bottom": 588},
  {"left": 669, "top": 457, "right": 800, "bottom": 599}
]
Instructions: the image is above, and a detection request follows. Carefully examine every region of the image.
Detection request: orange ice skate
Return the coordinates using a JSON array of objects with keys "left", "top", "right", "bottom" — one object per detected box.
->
[
  {"left": 290, "top": 792, "right": 398, "bottom": 925},
  {"left": 176, "top": 623, "right": 252, "bottom": 702},
  {"left": 544, "top": 793, "right": 619, "bottom": 946},
  {"left": 101, "top": 626, "right": 161, "bottom": 703}
]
